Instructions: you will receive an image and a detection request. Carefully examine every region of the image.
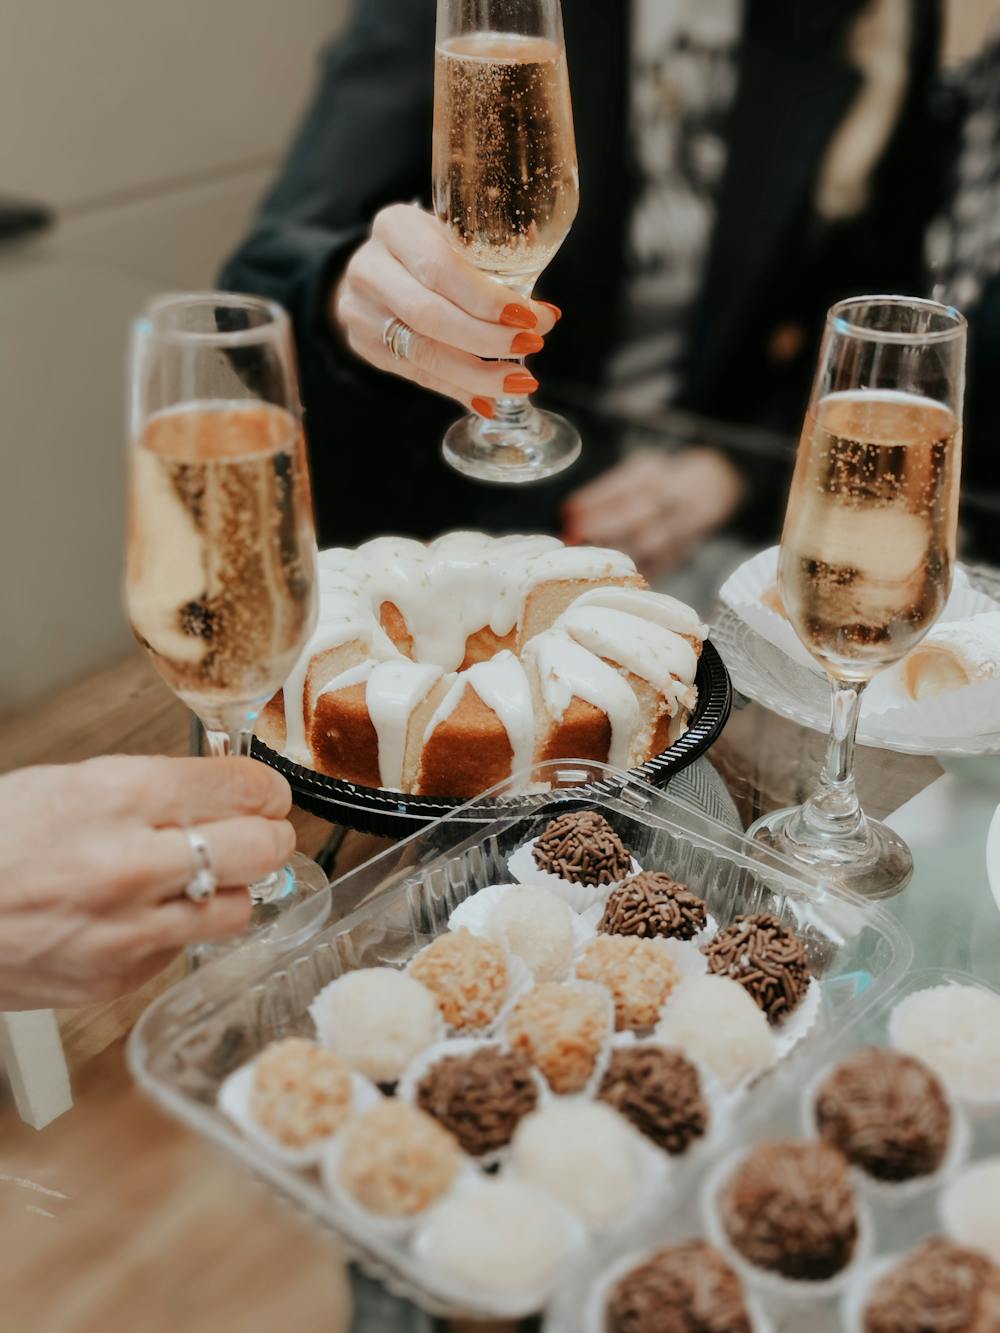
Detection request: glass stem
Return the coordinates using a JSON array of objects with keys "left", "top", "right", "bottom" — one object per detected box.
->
[
  {"left": 491, "top": 354, "right": 534, "bottom": 430},
  {"left": 801, "top": 678, "right": 868, "bottom": 841},
  {"left": 202, "top": 720, "right": 284, "bottom": 905}
]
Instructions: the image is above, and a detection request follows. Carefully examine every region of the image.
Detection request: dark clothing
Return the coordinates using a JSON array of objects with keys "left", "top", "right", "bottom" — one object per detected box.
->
[{"left": 222, "top": 0, "right": 944, "bottom": 549}]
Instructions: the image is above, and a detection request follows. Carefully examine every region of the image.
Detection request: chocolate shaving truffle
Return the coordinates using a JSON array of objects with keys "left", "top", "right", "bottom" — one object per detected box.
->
[
  {"left": 863, "top": 1237, "right": 1000, "bottom": 1333},
  {"left": 415, "top": 1046, "right": 538, "bottom": 1157},
  {"left": 599, "top": 872, "right": 708, "bottom": 941},
  {"left": 815, "top": 1047, "right": 951, "bottom": 1182},
  {"left": 606, "top": 1240, "right": 752, "bottom": 1333},
  {"left": 599, "top": 1046, "right": 709, "bottom": 1155},
  {"left": 720, "top": 1140, "right": 859, "bottom": 1281},
  {"left": 532, "top": 810, "right": 631, "bottom": 886},
  {"left": 702, "top": 913, "right": 811, "bottom": 1025}
]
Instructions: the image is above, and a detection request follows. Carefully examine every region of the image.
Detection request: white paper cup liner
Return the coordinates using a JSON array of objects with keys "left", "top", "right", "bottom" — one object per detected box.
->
[
  {"left": 888, "top": 984, "right": 1000, "bottom": 1117},
  {"left": 800, "top": 1063, "right": 971, "bottom": 1204},
  {"left": 396, "top": 1036, "right": 549, "bottom": 1171},
  {"left": 410, "top": 1176, "right": 588, "bottom": 1320},
  {"left": 448, "top": 882, "right": 595, "bottom": 981},
  {"left": 503, "top": 978, "right": 617, "bottom": 1101},
  {"left": 507, "top": 1110, "right": 671, "bottom": 1237},
  {"left": 702, "top": 1149, "right": 873, "bottom": 1305},
  {"left": 308, "top": 973, "right": 446, "bottom": 1084},
  {"left": 939, "top": 1158, "right": 1000, "bottom": 1263},
  {"left": 583, "top": 1243, "right": 775, "bottom": 1333},
  {"left": 507, "top": 837, "right": 642, "bottom": 911},
  {"left": 575, "top": 936, "right": 708, "bottom": 1036},
  {"left": 319, "top": 1132, "right": 479, "bottom": 1245},
  {"left": 839, "top": 1255, "right": 897, "bottom": 1333},
  {"left": 217, "top": 1056, "right": 381, "bottom": 1170},
  {"left": 771, "top": 977, "right": 822, "bottom": 1058},
  {"left": 600, "top": 1035, "right": 732, "bottom": 1168},
  {"left": 405, "top": 946, "right": 534, "bottom": 1041}
]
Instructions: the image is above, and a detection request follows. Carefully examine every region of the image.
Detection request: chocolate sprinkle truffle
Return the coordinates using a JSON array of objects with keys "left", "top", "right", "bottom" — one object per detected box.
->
[
  {"left": 598, "top": 1046, "right": 709, "bottom": 1155},
  {"left": 815, "top": 1047, "right": 952, "bottom": 1182},
  {"left": 599, "top": 872, "right": 708, "bottom": 942},
  {"left": 606, "top": 1240, "right": 753, "bottom": 1333},
  {"left": 863, "top": 1237, "right": 1000, "bottom": 1333},
  {"left": 532, "top": 810, "right": 632, "bottom": 886},
  {"left": 415, "top": 1045, "right": 538, "bottom": 1157},
  {"left": 720, "top": 1140, "right": 859, "bottom": 1281},
  {"left": 702, "top": 913, "right": 811, "bottom": 1025}
]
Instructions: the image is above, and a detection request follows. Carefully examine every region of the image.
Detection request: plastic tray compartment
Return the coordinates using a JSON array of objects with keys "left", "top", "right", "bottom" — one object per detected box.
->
[
  {"left": 128, "top": 760, "right": 912, "bottom": 1321},
  {"left": 545, "top": 967, "right": 1000, "bottom": 1332}
]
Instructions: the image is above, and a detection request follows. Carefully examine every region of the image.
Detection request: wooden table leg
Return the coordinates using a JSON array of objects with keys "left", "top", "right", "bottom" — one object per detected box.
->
[{"left": 0, "top": 1010, "right": 73, "bottom": 1129}]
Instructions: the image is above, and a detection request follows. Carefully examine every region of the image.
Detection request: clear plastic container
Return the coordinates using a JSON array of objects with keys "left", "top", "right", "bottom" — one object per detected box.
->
[
  {"left": 128, "top": 760, "right": 912, "bottom": 1321},
  {"left": 546, "top": 967, "right": 1000, "bottom": 1332}
]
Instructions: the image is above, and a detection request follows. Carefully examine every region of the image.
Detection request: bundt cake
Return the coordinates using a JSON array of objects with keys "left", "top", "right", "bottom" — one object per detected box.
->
[{"left": 256, "top": 532, "right": 708, "bottom": 797}]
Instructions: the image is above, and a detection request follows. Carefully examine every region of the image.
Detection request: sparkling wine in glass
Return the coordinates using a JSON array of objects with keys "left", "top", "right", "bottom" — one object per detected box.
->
[
  {"left": 749, "top": 296, "right": 965, "bottom": 898},
  {"left": 125, "top": 292, "right": 327, "bottom": 942},
  {"left": 433, "top": 0, "right": 581, "bottom": 482}
]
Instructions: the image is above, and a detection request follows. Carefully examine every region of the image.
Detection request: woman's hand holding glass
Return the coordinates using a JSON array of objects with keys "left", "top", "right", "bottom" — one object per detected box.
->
[{"left": 333, "top": 203, "right": 558, "bottom": 418}]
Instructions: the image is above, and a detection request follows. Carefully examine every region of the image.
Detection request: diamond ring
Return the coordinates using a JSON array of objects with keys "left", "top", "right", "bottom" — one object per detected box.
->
[{"left": 183, "top": 829, "right": 217, "bottom": 903}]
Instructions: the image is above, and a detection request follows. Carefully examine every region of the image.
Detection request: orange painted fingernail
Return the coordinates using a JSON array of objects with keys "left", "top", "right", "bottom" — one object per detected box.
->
[
  {"left": 471, "top": 396, "right": 496, "bottom": 419},
  {"left": 499, "top": 303, "right": 538, "bottom": 329},
  {"left": 503, "top": 372, "right": 539, "bottom": 394},
  {"left": 537, "top": 301, "right": 562, "bottom": 322},
  {"left": 510, "top": 331, "right": 545, "bottom": 354}
]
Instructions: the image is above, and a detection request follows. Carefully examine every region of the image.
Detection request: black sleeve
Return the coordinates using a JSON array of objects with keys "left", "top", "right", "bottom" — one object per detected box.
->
[{"left": 219, "top": 0, "right": 439, "bottom": 418}]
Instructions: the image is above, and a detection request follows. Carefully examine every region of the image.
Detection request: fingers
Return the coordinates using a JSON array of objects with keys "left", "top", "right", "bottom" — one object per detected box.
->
[
  {"left": 371, "top": 204, "right": 557, "bottom": 332},
  {"left": 137, "top": 888, "right": 255, "bottom": 950},
  {"left": 71, "top": 755, "right": 292, "bottom": 827},
  {"left": 350, "top": 241, "right": 543, "bottom": 360}
]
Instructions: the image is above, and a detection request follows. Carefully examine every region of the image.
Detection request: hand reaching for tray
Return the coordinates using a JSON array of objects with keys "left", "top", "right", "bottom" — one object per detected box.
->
[{"left": 0, "top": 755, "right": 295, "bottom": 1008}]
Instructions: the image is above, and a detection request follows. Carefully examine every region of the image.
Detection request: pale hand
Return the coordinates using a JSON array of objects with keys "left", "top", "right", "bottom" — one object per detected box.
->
[
  {"left": 332, "top": 203, "right": 559, "bottom": 416},
  {"left": 563, "top": 448, "right": 748, "bottom": 579},
  {"left": 0, "top": 756, "right": 295, "bottom": 1009}
]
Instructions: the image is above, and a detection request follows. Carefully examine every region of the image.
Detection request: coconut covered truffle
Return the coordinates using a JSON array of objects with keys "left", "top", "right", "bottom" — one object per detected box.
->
[
  {"left": 576, "top": 935, "right": 683, "bottom": 1030},
  {"left": 891, "top": 984, "right": 1000, "bottom": 1101},
  {"left": 720, "top": 1140, "right": 859, "bottom": 1281},
  {"left": 532, "top": 810, "right": 631, "bottom": 885},
  {"left": 599, "top": 872, "right": 708, "bottom": 941},
  {"left": 657, "top": 975, "right": 777, "bottom": 1089},
  {"left": 942, "top": 1159, "right": 1000, "bottom": 1265},
  {"left": 606, "top": 1241, "right": 753, "bottom": 1333},
  {"left": 415, "top": 1045, "right": 538, "bottom": 1157},
  {"left": 814, "top": 1047, "right": 952, "bottom": 1182},
  {"left": 702, "top": 913, "right": 811, "bottom": 1025},
  {"left": 310, "top": 968, "right": 439, "bottom": 1083},
  {"left": 250, "top": 1037, "right": 354, "bottom": 1148},
  {"left": 485, "top": 885, "right": 575, "bottom": 980},
  {"left": 419, "top": 1180, "right": 574, "bottom": 1294},
  {"left": 598, "top": 1045, "right": 709, "bottom": 1155},
  {"left": 506, "top": 981, "right": 611, "bottom": 1094},
  {"left": 410, "top": 929, "right": 510, "bottom": 1032},
  {"left": 336, "top": 1102, "right": 461, "bottom": 1218},
  {"left": 511, "top": 1103, "right": 639, "bottom": 1225},
  {"left": 863, "top": 1238, "right": 1000, "bottom": 1333}
]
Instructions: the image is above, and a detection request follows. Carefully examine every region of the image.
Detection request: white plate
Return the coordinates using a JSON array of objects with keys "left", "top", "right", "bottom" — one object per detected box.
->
[
  {"left": 987, "top": 801, "right": 1000, "bottom": 915},
  {"left": 713, "top": 604, "right": 1000, "bottom": 756}
]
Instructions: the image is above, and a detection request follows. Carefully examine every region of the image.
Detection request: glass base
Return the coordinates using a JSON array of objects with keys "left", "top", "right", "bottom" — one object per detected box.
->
[
  {"left": 190, "top": 851, "right": 330, "bottom": 968},
  {"left": 442, "top": 407, "right": 581, "bottom": 483},
  {"left": 748, "top": 805, "right": 913, "bottom": 900}
]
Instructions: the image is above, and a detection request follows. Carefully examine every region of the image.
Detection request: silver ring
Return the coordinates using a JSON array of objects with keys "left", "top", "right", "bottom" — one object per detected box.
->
[
  {"left": 183, "top": 829, "right": 217, "bottom": 903},
  {"left": 383, "top": 316, "right": 416, "bottom": 362}
]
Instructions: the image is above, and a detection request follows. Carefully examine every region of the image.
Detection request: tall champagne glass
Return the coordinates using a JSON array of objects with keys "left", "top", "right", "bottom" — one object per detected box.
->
[
  {"left": 125, "top": 292, "right": 326, "bottom": 942},
  {"left": 749, "top": 297, "right": 966, "bottom": 898},
  {"left": 433, "top": 0, "right": 580, "bottom": 482}
]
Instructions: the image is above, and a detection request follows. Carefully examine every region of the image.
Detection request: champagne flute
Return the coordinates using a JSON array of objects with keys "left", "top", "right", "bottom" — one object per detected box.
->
[
  {"left": 125, "top": 292, "right": 326, "bottom": 944},
  {"left": 749, "top": 296, "right": 966, "bottom": 898},
  {"left": 433, "top": 0, "right": 581, "bottom": 482}
]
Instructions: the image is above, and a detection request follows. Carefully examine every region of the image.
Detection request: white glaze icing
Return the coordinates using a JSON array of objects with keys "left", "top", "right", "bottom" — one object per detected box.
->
[
  {"left": 423, "top": 650, "right": 534, "bottom": 777},
  {"left": 569, "top": 585, "right": 709, "bottom": 642},
  {"left": 365, "top": 659, "right": 444, "bottom": 790},
  {"left": 522, "top": 630, "right": 641, "bottom": 768},
  {"left": 555, "top": 605, "right": 698, "bottom": 711},
  {"left": 312, "top": 660, "right": 378, "bottom": 700}
]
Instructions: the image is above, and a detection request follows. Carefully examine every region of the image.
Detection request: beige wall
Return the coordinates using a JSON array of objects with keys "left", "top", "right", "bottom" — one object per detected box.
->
[{"left": 1, "top": 0, "right": 351, "bottom": 713}]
